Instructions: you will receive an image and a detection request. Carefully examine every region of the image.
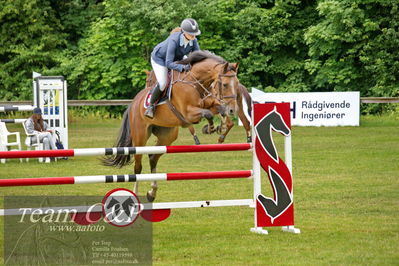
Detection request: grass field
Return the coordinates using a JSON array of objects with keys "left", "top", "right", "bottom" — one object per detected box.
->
[{"left": 0, "top": 113, "right": 398, "bottom": 265}]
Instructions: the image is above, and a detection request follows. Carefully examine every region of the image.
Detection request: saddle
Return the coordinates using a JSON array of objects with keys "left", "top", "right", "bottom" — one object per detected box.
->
[
  {"left": 143, "top": 71, "right": 173, "bottom": 108},
  {"left": 143, "top": 70, "right": 191, "bottom": 127}
]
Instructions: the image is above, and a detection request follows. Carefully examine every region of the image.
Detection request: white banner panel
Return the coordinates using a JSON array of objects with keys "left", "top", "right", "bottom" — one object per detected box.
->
[{"left": 250, "top": 89, "right": 360, "bottom": 126}]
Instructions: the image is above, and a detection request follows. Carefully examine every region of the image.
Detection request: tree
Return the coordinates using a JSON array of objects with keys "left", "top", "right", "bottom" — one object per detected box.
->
[
  {"left": 0, "top": 0, "right": 65, "bottom": 100},
  {"left": 304, "top": 0, "right": 399, "bottom": 97}
]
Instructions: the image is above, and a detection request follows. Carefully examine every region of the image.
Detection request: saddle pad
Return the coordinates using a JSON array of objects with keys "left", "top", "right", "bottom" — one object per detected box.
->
[{"left": 144, "top": 75, "right": 173, "bottom": 109}]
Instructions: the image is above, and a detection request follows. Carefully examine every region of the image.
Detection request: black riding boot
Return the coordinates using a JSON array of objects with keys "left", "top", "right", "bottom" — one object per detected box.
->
[{"left": 144, "top": 83, "right": 162, "bottom": 119}]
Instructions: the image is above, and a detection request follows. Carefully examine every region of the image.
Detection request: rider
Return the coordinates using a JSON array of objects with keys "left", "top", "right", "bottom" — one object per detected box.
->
[{"left": 144, "top": 18, "right": 201, "bottom": 118}]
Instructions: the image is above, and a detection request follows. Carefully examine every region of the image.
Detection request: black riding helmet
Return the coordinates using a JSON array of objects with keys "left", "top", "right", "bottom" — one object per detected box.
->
[{"left": 180, "top": 18, "right": 201, "bottom": 36}]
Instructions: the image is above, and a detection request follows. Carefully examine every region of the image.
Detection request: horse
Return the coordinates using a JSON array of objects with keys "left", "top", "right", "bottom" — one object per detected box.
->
[{"left": 103, "top": 50, "right": 240, "bottom": 202}]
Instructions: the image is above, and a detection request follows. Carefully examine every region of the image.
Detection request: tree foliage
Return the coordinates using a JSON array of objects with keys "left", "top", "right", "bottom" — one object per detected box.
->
[
  {"left": 1, "top": 0, "right": 397, "bottom": 113},
  {"left": 304, "top": 0, "right": 399, "bottom": 97}
]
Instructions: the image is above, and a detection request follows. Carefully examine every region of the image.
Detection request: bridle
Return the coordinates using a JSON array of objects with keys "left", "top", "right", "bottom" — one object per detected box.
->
[
  {"left": 215, "top": 73, "right": 237, "bottom": 103},
  {"left": 171, "top": 66, "right": 238, "bottom": 105},
  {"left": 164, "top": 66, "right": 238, "bottom": 126}
]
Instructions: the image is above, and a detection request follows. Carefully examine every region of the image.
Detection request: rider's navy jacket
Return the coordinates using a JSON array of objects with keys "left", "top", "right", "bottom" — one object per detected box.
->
[{"left": 151, "top": 32, "right": 200, "bottom": 72}]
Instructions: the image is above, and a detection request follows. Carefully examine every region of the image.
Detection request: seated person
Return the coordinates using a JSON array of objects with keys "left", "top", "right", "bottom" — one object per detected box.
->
[{"left": 25, "top": 107, "right": 57, "bottom": 150}]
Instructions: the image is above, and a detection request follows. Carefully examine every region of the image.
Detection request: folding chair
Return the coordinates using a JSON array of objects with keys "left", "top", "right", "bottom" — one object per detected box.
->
[
  {"left": 0, "top": 122, "right": 22, "bottom": 163},
  {"left": 22, "top": 120, "right": 47, "bottom": 163}
]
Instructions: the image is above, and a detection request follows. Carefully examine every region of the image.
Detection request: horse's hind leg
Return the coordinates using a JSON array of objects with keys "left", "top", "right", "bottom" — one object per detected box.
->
[
  {"left": 132, "top": 124, "right": 151, "bottom": 194},
  {"left": 237, "top": 107, "right": 251, "bottom": 142},
  {"left": 147, "top": 126, "right": 179, "bottom": 202}
]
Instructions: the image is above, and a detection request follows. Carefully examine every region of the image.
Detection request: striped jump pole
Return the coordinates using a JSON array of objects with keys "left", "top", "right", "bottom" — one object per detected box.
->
[
  {"left": 0, "top": 119, "right": 27, "bottom": 124},
  {"left": 0, "top": 106, "right": 35, "bottom": 112},
  {"left": 0, "top": 143, "right": 251, "bottom": 159},
  {"left": 0, "top": 170, "right": 252, "bottom": 187}
]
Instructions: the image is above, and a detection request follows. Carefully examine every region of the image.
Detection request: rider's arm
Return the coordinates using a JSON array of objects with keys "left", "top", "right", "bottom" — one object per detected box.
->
[
  {"left": 165, "top": 39, "right": 185, "bottom": 72},
  {"left": 193, "top": 39, "right": 200, "bottom": 51}
]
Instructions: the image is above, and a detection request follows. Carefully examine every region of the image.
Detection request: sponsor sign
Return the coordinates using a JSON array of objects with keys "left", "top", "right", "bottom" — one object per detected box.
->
[{"left": 250, "top": 89, "right": 360, "bottom": 126}]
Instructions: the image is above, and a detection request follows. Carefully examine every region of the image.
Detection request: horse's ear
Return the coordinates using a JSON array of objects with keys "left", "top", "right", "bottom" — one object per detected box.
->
[
  {"left": 230, "top": 62, "right": 239, "bottom": 72},
  {"left": 144, "top": 70, "right": 150, "bottom": 75},
  {"left": 222, "top": 62, "right": 229, "bottom": 73}
]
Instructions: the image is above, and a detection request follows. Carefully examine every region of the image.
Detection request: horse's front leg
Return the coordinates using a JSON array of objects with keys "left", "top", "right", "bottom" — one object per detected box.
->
[
  {"left": 133, "top": 154, "right": 143, "bottom": 194},
  {"left": 147, "top": 154, "right": 160, "bottom": 202},
  {"left": 200, "top": 103, "right": 225, "bottom": 135},
  {"left": 200, "top": 109, "right": 217, "bottom": 134},
  {"left": 218, "top": 116, "right": 234, "bottom": 143},
  {"left": 217, "top": 115, "right": 228, "bottom": 135},
  {"left": 188, "top": 126, "right": 200, "bottom": 145}
]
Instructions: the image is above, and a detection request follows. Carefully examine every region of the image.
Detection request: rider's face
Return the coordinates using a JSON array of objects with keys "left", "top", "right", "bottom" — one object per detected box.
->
[{"left": 183, "top": 32, "right": 196, "bottom": 41}]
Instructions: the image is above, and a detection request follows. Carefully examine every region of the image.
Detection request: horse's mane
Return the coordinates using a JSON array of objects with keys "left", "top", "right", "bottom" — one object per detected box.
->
[{"left": 177, "top": 50, "right": 227, "bottom": 65}]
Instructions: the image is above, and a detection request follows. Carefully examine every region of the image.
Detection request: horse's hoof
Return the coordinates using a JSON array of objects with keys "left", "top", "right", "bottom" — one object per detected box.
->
[
  {"left": 202, "top": 125, "right": 211, "bottom": 134},
  {"left": 247, "top": 136, "right": 252, "bottom": 143},
  {"left": 146, "top": 191, "right": 155, "bottom": 202},
  {"left": 193, "top": 136, "right": 201, "bottom": 145},
  {"left": 216, "top": 125, "right": 222, "bottom": 134},
  {"left": 144, "top": 106, "right": 155, "bottom": 119}
]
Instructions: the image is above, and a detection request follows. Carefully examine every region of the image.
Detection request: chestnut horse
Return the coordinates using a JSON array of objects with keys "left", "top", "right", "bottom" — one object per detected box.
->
[{"left": 104, "top": 50, "right": 239, "bottom": 201}]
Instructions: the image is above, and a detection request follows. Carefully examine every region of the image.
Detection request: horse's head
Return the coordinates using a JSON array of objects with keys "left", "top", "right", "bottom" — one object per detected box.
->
[
  {"left": 179, "top": 50, "right": 240, "bottom": 116},
  {"left": 213, "top": 62, "right": 240, "bottom": 116}
]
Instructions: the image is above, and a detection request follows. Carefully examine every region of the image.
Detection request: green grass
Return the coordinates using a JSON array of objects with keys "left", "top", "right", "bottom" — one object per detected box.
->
[{"left": 0, "top": 113, "right": 398, "bottom": 265}]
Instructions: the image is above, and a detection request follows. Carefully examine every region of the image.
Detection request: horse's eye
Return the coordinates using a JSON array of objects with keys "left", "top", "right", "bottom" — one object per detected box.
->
[{"left": 223, "top": 83, "right": 228, "bottom": 88}]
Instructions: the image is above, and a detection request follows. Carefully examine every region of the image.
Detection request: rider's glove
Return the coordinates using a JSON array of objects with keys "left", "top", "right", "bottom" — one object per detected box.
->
[{"left": 183, "top": 64, "right": 191, "bottom": 72}]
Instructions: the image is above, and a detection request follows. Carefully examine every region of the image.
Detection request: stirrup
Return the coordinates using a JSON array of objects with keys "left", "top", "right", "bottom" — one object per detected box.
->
[{"left": 144, "top": 105, "right": 155, "bottom": 118}]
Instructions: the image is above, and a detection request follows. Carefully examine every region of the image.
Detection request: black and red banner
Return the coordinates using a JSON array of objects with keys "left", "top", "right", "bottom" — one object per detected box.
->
[{"left": 254, "top": 103, "right": 294, "bottom": 227}]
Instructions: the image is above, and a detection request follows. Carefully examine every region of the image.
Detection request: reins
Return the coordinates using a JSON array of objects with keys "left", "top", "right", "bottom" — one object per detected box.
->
[
  {"left": 172, "top": 70, "right": 213, "bottom": 103},
  {"left": 173, "top": 68, "right": 237, "bottom": 103},
  {"left": 166, "top": 64, "right": 237, "bottom": 125}
]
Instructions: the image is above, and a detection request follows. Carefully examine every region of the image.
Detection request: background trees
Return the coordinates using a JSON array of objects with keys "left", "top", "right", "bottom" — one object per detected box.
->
[{"left": 1, "top": 0, "right": 397, "bottom": 112}]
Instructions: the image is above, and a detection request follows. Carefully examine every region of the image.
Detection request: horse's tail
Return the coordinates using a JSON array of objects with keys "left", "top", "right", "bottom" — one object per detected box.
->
[
  {"left": 102, "top": 105, "right": 133, "bottom": 168},
  {"left": 239, "top": 83, "right": 252, "bottom": 118}
]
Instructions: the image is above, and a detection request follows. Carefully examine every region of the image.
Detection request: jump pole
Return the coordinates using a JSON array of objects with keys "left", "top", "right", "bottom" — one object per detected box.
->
[
  {"left": 0, "top": 119, "right": 27, "bottom": 124},
  {"left": 0, "top": 170, "right": 252, "bottom": 187},
  {"left": 0, "top": 143, "right": 251, "bottom": 159},
  {"left": 0, "top": 106, "right": 35, "bottom": 112}
]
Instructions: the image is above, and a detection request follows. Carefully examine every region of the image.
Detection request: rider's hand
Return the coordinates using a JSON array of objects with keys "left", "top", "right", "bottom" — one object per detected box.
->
[{"left": 183, "top": 64, "right": 191, "bottom": 72}]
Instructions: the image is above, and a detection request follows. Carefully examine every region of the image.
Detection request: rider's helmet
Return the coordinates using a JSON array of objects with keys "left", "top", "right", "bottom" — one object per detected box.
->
[{"left": 180, "top": 18, "right": 201, "bottom": 36}]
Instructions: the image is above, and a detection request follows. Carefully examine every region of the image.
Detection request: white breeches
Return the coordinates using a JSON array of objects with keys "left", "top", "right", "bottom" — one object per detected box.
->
[{"left": 151, "top": 57, "right": 168, "bottom": 91}]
